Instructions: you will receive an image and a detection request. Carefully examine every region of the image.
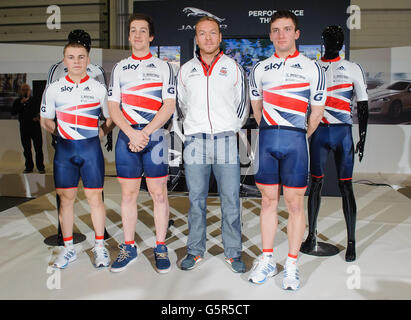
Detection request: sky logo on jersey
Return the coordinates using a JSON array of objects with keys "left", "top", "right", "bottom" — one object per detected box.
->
[
  {"left": 290, "top": 63, "right": 303, "bottom": 70},
  {"left": 264, "top": 62, "right": 283, "bottom": 71},
  {"left": 123, "top": 64, "right": 140, "bottom": 71},
  {"left": 61, "top": 85, "right": 73, "bottom": 92}
]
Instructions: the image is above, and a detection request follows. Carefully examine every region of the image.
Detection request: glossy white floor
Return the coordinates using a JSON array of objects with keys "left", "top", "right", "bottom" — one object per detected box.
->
[{"left": 0, "top": 174, "right": 411, "bottom": 300}]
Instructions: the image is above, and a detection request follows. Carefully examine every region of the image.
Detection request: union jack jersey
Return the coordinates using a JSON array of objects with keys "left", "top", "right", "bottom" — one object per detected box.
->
[
  {"left": 250, "top": 51, "right": 326, "bottom": 131},
  {"left": 108, "top": 53, "right": 176, "bottom": 125},
  {"left": 318, "top": 57, "right": 368, "bottom": 125},
  {"left": 41, "top": 75, "right": 109, "bottom": 140}
]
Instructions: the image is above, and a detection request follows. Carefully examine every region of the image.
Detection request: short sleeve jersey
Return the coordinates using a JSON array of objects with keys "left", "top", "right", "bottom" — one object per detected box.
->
[
  {"left": 47, "top": 60, "right": 106, "bottom": 86},
  {"left": 108, "top": 53, "right": 176, "bottom": 125},
  {"left": 41, "top": 75, "right": 109, "bottom": 140},
  {"left": 249, "top": 51, "right": 326, "bottom": 131},
  {"left": 318, "top": 57, "right": 368, "bottom": 125}
]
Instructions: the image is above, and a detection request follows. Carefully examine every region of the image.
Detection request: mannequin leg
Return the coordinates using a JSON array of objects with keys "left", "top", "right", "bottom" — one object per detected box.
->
[
  {"left": 338, "top": 179, "right": 357, "bottom": 262},
  {"left": 300, "top": 176, "right": 323, "bottom": 252}
]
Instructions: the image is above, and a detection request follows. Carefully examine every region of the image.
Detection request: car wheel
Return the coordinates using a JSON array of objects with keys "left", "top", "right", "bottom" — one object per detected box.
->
[{"left": 388, "top": 100, "right": 402, "bottom": 119}]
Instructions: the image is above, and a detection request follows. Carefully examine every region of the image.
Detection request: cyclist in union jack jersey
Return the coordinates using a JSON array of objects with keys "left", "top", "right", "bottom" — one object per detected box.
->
[
  {"left": 248, "top": 10, "right": 326, "bottom": 291},
  {"left": 41, "top": 41, "right": 114, "bottom": 270},
  {"left": 107, "top": 14, "right": 176, "bottom": 274}
]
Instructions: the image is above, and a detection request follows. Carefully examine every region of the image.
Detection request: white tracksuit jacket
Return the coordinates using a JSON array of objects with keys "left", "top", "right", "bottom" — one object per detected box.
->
[{"left": 177, "top": 51, "right": 249, "bottom": 136}]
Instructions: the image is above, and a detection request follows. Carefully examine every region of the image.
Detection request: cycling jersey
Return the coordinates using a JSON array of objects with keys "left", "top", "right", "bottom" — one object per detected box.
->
[
  {"left": 108, "top": 52, "right": 176, "bottom": 125},
  {"left": 47, "top": 60, "right": 106, "bottom": 86},
  {"left": 41, "top": 75, "right": 109, "bottom": 140},
  {"left": 177, "top": 50, "right": 249, "bottom": 135},
  {"left": 318, "top": 57, "right": 368, "bottom": 125},
  {"left": 250, "top": 51, "right": 326, "bottom": 131}
]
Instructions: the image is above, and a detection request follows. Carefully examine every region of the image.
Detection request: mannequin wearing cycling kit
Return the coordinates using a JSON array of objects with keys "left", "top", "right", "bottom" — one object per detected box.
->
[{"left": 300, "top": 25, "right": 369, "bottom": 262}]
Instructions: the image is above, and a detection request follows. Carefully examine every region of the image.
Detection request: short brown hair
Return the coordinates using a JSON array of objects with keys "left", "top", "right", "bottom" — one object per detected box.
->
[
  {"left": 269, "top": 10, "right": 299, "bottom": 31},
  {"left": 128, "top": 13, "right": 155, "bottom": 37},
  {"left": 63, "top": 42, "right": 89, "bottom": 55},
  {"left": 195, "top": 16, "right": 221, "bottom": 35}
]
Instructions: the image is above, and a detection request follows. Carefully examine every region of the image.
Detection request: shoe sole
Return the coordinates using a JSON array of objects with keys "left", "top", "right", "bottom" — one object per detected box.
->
[
  {"left": 282, "top": 283, "right": 300, "bottom": 291},
  {"left": 110, "top": 256, "right": 137, "bottom": 273},
  {"left": 180, "top": 257, "right": 203, "bottom": 270},
  {"left": 94, "top": 261, "right": 110, "bottom": 268},
  {"left": 156, "top": 266, "right": 171, "bottom": 274},
  {"left": 248, "top": 268, "right": 278, "bottom": 284}
]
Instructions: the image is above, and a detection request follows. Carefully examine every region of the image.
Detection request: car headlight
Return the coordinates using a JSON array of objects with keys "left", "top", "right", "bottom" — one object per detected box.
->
[{"left": 371, "top": 97, "right": 391, "bottom": 103}]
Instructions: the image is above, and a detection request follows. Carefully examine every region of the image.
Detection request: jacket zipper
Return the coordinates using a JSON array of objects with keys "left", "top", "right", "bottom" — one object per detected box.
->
[{"left": 206, "top": 70, "right": 213, "bottom": 137}]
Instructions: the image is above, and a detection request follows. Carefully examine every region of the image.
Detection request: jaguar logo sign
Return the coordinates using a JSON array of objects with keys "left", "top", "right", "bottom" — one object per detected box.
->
[
  {"left": 178, "top": 7, "right": 228, "bottom": 31},
  {"left": 183, "top": 7, "right": 225, "bottom": 22}
]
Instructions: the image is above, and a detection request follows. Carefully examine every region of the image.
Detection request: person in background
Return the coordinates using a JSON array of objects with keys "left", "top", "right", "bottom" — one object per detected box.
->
[{"left": 11, "top": 83, "right": 45, "bottom": 173}]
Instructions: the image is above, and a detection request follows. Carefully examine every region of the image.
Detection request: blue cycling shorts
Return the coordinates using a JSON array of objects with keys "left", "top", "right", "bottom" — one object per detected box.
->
[
  {"left": 54, "top": 136, "right": 104, "bottom": 189},
  {"left": 255, "top": 127, "right": 308, "bottom": 188},
  {"left": 310, "top": 124, "right": 354, "bottom": 180},
  {"left": 115, "top": 125, "right": 168, "bottom": 179}
]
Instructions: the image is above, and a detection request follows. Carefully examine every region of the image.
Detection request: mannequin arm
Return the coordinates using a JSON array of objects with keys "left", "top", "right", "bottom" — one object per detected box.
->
[{"left": 355, "top": 100, "right": 368, "bottom": 162}]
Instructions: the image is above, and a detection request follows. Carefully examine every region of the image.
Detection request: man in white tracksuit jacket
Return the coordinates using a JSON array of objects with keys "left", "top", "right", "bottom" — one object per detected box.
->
[{"left": 177, "top": 16, "right": 249, "bottom": 273}]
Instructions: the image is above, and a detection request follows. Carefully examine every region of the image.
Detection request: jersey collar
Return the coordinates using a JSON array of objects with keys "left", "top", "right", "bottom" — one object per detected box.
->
[
  {"left": 274, "top": 50, "right": 300, "bottom": 59},
  {"left": 65, "top": 74, "right": 90, "bottom": 84},
  {"left": 132, "top": 52, "right": 153, "bottom": 60},
  {"left": 321, "top": 56, "right": 342, "bottom": 62}
]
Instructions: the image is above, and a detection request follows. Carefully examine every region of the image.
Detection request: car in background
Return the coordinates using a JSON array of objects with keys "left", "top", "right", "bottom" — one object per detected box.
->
[{"left": 368, "top": 80, "right": 411, "bottom": 118}]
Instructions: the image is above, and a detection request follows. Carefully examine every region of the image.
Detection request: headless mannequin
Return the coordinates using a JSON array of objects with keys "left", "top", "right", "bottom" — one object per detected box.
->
[{"left": 301, "top": 26, "right": 368, "bottom": 262}]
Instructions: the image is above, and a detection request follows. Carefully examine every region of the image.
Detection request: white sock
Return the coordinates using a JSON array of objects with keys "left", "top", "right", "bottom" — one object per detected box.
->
[
  {"left": 263, "top": 250, "right": 274, "bottom": 259},
  {"left": 286, "top": 254, "right": 298, "bottom": 266},
  {"left": 63, "top": 236, "right": 74, "bottom": 250},
  {"left": 95, "top": 236, "right": 104, "bottom": 247}
]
